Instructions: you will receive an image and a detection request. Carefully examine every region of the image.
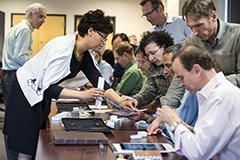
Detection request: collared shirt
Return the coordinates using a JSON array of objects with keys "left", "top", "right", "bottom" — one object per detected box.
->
[
  {"left": 174, "top": 72, "right": 240, "bottom": 160},
  {"left": 160, "top": 18, "right": 240, "bottom": 107},
  {"left": 150, "top": 15, "right": 191, "bottom": 44},
  {"left": 185, "top": 19, "right": 240, "bottom": 87},
  {"left": 115, "top": 60, "right": 145, "bottom": 96},
  {"left": 2, "top": 19, "right": 34, "bottom": 70},
  {"left": 133, "top": 64, "right": 169, "bottom": 107}
]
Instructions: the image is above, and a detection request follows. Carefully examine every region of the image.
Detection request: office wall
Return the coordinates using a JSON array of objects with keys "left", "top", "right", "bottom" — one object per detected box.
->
[
  {"left": 0, "top": 0, "right": 152, "bottom": 42},
  {"left": 0, "top": 11, "right": 4, "bottom": 60},
  {"left": 0, "top": 0, "right": 225, "bottom": 42}
]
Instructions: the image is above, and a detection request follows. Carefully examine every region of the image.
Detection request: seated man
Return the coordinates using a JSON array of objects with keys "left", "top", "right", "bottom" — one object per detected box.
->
[
  {"left": 148, "top": 44, "right": 240, "bottom": 160},
  {"left": 95, "top": 51, "right": 114, "bottom": 85},
  {"left": 113, "top": 42, "right": 145, "bottom": 96}
]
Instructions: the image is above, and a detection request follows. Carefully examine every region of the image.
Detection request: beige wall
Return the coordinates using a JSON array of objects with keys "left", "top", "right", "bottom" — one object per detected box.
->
[
  {"left": 0, "top": 0, "right": 151, "bottom": 42},
  {"left": 0, "top": 0, "right": 225, "bottom": 42}
]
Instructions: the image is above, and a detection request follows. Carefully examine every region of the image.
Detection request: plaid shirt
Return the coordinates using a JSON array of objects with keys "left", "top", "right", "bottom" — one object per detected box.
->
[{"left": 133, "top": 63, "right": 169, "bottom": 108}]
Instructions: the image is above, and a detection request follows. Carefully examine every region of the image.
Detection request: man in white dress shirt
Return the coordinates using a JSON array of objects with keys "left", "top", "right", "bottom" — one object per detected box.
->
[{"left": 147, "top": 44, "right": 240, "bottom": 160}]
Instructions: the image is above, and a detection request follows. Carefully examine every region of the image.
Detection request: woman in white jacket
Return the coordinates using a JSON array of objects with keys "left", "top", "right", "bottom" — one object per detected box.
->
[{"left": 3, "top": 9, "right": 124, "bottom": 160}]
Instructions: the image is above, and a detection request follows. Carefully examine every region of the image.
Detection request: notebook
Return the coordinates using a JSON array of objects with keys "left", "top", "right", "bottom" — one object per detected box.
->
[{"left": 53, "top": 130, "right": 108, "bottom": 145}]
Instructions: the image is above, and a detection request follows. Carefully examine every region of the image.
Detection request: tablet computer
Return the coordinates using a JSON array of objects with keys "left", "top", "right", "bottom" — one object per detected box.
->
[{"left": 109, "top": 142, "right": 175, "bottom": 154}]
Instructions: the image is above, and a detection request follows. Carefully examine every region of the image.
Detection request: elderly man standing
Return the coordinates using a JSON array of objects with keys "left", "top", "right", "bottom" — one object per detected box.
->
[
  {"left": 1, "top": 3, "right": 47, "bottom": 106},
  {"left": 140, "top": 0, "right": 191, "bottom": 44},
  {"left": 148, "top": 44, "right": 240, "bottom": 160}
]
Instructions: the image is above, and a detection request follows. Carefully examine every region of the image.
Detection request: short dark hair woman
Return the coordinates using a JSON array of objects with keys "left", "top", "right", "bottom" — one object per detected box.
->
[{"left": 3, "top": 9, "right": 124, "bottom": 159}]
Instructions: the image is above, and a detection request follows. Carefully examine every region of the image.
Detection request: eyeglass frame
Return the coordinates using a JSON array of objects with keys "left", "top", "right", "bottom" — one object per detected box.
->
[
  {"left": 141, "top": 6, "right": 158, "bottom": 18},
  {"left": 94, "top": 30, "right": 108, "bottom": 41},
  {"left": 145, "top": 47, "right": 161, "bottom": 58}
]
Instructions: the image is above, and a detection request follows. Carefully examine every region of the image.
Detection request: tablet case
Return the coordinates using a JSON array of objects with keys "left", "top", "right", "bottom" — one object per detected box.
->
[
  {"left": 61, "top": 118, "right": 112, "bottom": 133},
  {"left": 56, "top": 101, "right": 95, "bottom": 115},
  {"left": 53, "top": 130, "right": 108, "bottom": 145}
]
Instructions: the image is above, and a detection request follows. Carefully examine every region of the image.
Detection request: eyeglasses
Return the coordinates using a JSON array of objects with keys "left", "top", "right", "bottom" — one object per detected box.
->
[
  {"left": 142, "top": 6, "right": 158, "bottom": 18},
  {"left": 94, "top": 30, "right": 108, "bottom": 41},
  {"left": 146, "top": 47, "right": 161, "bottom": 57}
]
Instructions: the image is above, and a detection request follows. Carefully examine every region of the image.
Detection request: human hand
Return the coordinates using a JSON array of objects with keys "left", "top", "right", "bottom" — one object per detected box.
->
[
  {"left": 119, "top": 96, "right": 138, "bottom": 110},
  {"left": 156, "top": 105, "right": 181, "bottom": 125},
  {"left": 80, "top": 88, "right": 104, "bottom": 101},
  {"left": 147, "top": 116, "right": 163, "bottom": 135},
  {"left": 127, "top": 110, "right": 144, "bottom": 121},
  {"left": 120, "top": 100, "right": 138, "bottom": 110}
]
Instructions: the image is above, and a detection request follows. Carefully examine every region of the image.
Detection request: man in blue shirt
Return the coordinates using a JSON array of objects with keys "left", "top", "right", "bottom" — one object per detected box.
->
[
  {"left": 140, "top": 0, "right": 191, "bottom": 44},
  {"left": 1, "top": 3, "right": 47, "bottom": 106}
]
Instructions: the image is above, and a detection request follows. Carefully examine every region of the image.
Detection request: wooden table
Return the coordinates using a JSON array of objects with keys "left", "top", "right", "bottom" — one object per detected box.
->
[
  {"left": 36, "top": 102, "right": 187, "bottom": 160},
  {"left": 36, "top": 129, "right": 187, "bottom": 160}
]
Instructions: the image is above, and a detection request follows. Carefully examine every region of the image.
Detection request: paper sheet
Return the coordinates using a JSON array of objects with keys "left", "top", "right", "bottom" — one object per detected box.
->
[{"left": 95, "top": 77, "right": 105, "bottom": 109}]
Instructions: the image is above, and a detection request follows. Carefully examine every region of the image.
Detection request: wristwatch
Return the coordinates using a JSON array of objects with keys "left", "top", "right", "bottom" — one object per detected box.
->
[{"left": 170, "top": 121, "right": 181, "bottom": 133}]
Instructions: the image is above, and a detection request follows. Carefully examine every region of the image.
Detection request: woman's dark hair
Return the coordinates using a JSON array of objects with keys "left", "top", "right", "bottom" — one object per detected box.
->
[
  {"left": 102, "top": 49, "right": 115, "bottom": 67},
  {"left": 139, "top": 31, "right": 174, "bottom": 56},
  {"left": 78, "top": 9, "right": 114, "bottom": 37}
]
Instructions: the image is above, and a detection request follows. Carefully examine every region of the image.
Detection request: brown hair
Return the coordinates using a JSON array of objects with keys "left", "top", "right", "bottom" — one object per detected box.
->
[
  {"left": 140, "top": 0, "right": 164, "bottom": 10},
  {"left": 182, "top": 0, "right": 216, "bottom": 20},
  {"left": 114, "top": 42, "right": 134, "bottom": 56}
]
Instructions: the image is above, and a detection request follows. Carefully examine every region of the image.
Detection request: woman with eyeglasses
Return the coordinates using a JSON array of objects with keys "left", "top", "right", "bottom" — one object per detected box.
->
[
  {"left": 123, "top": 31, "right": 174, "bottom": 116},
  {"left": 3, "top": 9, "right": 126, "bottom": 159}
]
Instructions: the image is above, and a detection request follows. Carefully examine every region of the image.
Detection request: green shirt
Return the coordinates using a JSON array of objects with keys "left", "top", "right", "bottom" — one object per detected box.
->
[{"left": 115, "top": 60, "right": 145, "bottom": 96}]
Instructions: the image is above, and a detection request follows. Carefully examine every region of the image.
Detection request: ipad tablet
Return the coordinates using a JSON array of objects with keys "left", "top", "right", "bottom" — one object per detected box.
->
[{"left": 109, "top": 142, "right": 175, "bottom": 154}]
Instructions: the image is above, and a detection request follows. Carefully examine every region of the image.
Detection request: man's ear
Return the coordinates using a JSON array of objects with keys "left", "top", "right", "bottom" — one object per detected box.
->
[
  {"left": 211, "top": 10, "right": 218, "bottom": 22},
  {"left": 193, "top": 64, "right": 202, "bottom": 76}
]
